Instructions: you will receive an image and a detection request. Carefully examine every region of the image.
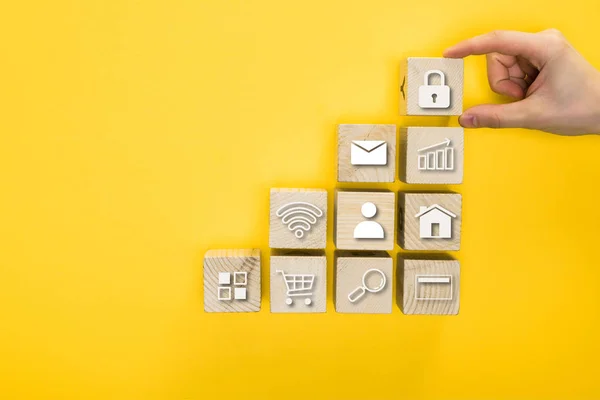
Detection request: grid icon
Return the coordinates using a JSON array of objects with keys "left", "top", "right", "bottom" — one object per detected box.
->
[{"left": 217, "top": 272, "right": 248, "bottom": 301}]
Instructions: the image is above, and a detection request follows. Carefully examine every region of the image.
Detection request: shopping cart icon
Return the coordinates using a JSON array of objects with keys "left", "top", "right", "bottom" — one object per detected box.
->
[{"left": 276, "top": 270, "right": 315, "bottom": 306}]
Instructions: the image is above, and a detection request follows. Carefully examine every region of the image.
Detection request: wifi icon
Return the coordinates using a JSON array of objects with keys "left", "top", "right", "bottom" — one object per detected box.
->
[{"left": 276, "top": 202, "right": 324, "bottom": 238}]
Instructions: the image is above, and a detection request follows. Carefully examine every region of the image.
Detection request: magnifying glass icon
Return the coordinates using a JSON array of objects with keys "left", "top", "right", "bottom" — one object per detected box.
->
[{"left": 347, "top": 268, "right": 387, "bottom": 303}]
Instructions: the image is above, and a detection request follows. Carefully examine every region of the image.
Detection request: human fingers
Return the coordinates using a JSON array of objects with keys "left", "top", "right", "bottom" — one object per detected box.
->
[
  {"left": 516, "top": 56, "right": 539, "bottom": 85},
  {"left": 458, "top": 100, "right": 537, "bottom": 129},
  {"left": 443, "top": 30, "right": 549, "bottom": 68},
  {"left": 486, "top": 53, "right": 527, "bottom": 99}
]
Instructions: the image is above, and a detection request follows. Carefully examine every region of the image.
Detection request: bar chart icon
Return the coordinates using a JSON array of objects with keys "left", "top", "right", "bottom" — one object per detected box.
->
[{"left": 417, "top": 138, "right": 454, "bottom": 171}]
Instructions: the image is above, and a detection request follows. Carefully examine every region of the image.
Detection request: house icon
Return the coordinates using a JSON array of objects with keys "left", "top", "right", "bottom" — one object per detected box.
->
[{"left": 415, "top": 204, "right": 456, "bottom": 239}]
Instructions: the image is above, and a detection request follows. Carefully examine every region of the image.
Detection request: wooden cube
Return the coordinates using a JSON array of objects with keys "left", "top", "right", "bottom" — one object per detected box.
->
[
  {"left": 335, "top": 190, "right": 396, "bottom": 251},
  {"left": 269, "top": 188, "right": 327, "bottom": 249},
  {"left": 399, "top": 259, "right": 460, "bottom": 315},
  {"left": 399, "top": 193, "right": 462, "bottom": 251},
  {"left": 204, "top": 249, "right": 261, "bottom": 313},
  {"left": 270, "top": 252, "right": 327, "bottom": 313},
  {"left": 337, "top": 124, "right": 397, "bottom": 183},
  {"left": 399, "top": 57, "right": 464, "bottom": 116},
  {"left": 334, "top": 251, "right": 392, "bottom": 314},
  {"left": 401, "top": 127, "right": 464, "bottom": 184}
]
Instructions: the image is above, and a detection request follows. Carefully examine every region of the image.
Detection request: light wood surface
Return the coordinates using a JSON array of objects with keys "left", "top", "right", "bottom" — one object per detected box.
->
[
  {"left": 399, "top": 259, "right": 460, "bottom": 315},
  {"left": 399, "top": 192, "right": 462, "bottom": 251},
  {"left": 335, "top": 190, "right": 395, "bottom": 250},
  {"left": 401, "top": 127, "right": 464, "bottom": 184},
  {"left": 334, "top": 251, "right": 392, "bottom": 314},
  {"left": 204, "top": 249, "right": 261, "bottom": 313},
  {"left": 269, "top": 188, "right": 327, "bottom": 249},
  {"left": 270, "top": 253, "right": 326, "bottom": 313},
  {"left": 337, "top": 124, "right": 397, "bottom": 182},
  {"left": 399, "top": 57, "right": 464, "bottom": 116}
]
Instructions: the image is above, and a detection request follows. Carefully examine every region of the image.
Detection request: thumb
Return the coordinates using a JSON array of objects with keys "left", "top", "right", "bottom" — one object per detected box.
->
[{"left": 459, "top": 101, "right": 535, "bottom": 129}]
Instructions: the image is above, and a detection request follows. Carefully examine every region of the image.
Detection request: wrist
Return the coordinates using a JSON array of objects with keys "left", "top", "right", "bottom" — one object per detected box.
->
[
  {"left": 590, "top": 74, "right": 600, "bottom": 134},
  {"left": 593, "top": 114, "right": 600, "bottom": 135},
  {"left": 577, "top": 72, "right": 600, "bottom": 135}
]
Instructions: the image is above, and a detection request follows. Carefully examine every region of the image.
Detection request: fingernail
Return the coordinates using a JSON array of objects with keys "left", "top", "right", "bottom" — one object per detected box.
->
[
  {"left": 460, "top": 114, "right": 478, "bottom": 128},
  {"left": 443, "top": 50, "right": 457, "bottom": 58}
]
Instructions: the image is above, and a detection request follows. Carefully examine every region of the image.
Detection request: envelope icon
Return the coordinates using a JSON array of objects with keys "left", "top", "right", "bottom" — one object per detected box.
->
[{"left": 351, "top": 140, "right": 387, "bottom": 165}]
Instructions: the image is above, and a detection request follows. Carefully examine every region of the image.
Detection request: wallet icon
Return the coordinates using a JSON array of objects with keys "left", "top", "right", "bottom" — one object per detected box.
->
[{"left": 350, "top": 140, "right": 387, "bottom": 166}]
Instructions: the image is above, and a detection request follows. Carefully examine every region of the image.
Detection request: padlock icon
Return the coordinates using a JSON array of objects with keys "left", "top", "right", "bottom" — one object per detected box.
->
[{"left": 418, "top": 70, "right": 451, "bottom": 109}]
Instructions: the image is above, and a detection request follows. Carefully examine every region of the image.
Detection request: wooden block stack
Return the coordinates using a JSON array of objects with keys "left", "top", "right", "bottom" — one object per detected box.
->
[
  {"left": 334, "top": 124, "right": 398, "bottom": 314},
  {"left": 204, "top": 56, "right": 466, "bottom": 316},
  {"left": 397, "top": 57, "right": 464, "bottom": 315},
  {"left": 268, "top": 188, "right": 328, "bottom": 313},
  {"left": 333, "top": 57, "right": 465, "bottom": 315}
]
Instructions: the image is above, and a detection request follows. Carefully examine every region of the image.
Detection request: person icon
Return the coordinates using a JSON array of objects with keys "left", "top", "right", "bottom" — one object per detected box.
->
[{"left": 353, "top": 202, "right": 385, "bottom": 239}]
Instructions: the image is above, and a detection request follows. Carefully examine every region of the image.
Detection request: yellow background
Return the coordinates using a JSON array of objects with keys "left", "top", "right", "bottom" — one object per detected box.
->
[{"left": 1, "top": 0, "right": 600, "bottom": 399}]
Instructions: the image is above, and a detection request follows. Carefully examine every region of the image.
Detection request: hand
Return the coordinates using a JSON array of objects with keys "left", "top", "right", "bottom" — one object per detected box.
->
[{"left": 444, "top": 29, "right": 600, "bottom": 135}]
